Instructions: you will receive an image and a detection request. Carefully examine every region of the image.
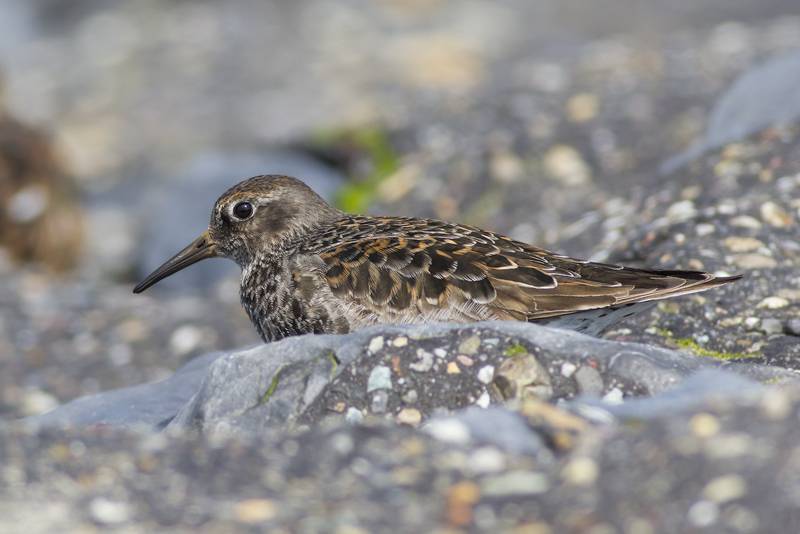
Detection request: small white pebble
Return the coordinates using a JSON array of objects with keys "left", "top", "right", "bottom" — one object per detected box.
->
[
  {"left": 475, "top": 391, "right": 491, "bottom": 408},
  {"left": 560, "top": 362, "right": 577, "bottom": 378},
  {"left": 433, "top": 348, "right": 448, "bottom": 358},
  {"left": 744, "top": 317, "right": 760, "bottom": 329},
  {"left": 687, "top": 500, "right": 719, "bottom": 527},
  {"left": 729, "top": 215, "right": 762, "bottom": 229},
  {"left": 469, "top": 447, "right": 506, "bottom": 473},
  {"left": 476, "top": 365, "right": 495, "bottom": 384},
  {"left": 695, "top": 223, "right": 716, "bottom": 236},
  {"left": 602, "top": 387, "right": 624, "bottom": 404},
  {"left": 367, "top": 366, "right": 392, "bottom": 392},
  {"left": 424, "top": 418, "right": 471, "bottom": 445},
  {"left": 345, "top": 407, "right": 364, "bottom": 425},
  {"left": 392, "top": 336, "right": 408, "bottom": 347},
  {"left": 169, "top": 325, "right": 203, "bottom": 356},
  {"left": 562, "top": 456, "right": 599, "bottom": 485},
  {"left": 89, "top": 498, "right": 131, "bottom": 525},
  {"left": 702, "top": 474, "right": 748, "bottom": 503},
  {"left": 367, "top": 336, "right": 384, "bottom": 354},
  {"left": 756, "top": 296, "right": 789, "bottom": 309}
]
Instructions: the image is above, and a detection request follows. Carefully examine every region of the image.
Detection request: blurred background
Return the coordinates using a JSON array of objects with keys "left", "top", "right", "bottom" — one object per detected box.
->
[{"left": 0, "top": 0, "right": 798, "bottom": 418}]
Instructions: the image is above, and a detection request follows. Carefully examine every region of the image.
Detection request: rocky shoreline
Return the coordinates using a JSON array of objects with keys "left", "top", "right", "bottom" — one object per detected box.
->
[{"left": 2, "top": 1, "right": 800, "bottom": 532}]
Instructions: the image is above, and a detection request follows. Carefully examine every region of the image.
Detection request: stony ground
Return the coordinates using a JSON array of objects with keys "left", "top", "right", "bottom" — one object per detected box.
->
[{"left": 1, "top": 0, "right": 800, "bottom": 532}]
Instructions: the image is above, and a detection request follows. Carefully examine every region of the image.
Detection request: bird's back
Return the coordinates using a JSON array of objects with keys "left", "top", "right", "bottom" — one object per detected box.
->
[{"left": 273, "top": 215, "right": 740, "bottom": 338}]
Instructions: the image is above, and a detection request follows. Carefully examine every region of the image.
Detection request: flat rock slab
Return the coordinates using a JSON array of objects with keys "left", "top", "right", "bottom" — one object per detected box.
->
[{"left": 26, "top": 322, "right": 799, "bottom": 436}]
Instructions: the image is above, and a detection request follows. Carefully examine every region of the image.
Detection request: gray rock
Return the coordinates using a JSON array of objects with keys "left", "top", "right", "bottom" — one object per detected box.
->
[
  {"left": 167, "top": 334, "right": 349, "bottom": 434},
  {"left": 661, "top": 47, "right": 800, "bottom": 174},
  {"left": 573, "top": 365, "right": 604, "bottom": 395},
  {"left": 28, "top": 321, "right": 800, "bottom": 436},
  {"left": 570, "top": 368, "right": 766, "bottom": 421},
  {"left": 426, "top": 406, "right": 545, "bottom": 455},
  {"left": 24, "top": 350, "right": 225, "bottom": 430}
]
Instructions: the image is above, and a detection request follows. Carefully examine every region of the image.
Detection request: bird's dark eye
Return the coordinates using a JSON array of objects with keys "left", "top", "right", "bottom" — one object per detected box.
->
[{"left": 232, "top": 201, "right": 254, "bottom": 220}]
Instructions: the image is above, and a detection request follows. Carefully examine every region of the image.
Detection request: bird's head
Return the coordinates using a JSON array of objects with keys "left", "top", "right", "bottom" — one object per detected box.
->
[{"left": 133, "top": 175, "right": 340, "bottom": 293}]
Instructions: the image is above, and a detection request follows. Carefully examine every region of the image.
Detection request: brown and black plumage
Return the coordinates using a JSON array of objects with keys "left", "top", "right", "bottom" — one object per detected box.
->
[{"left": 134, "top": 175, "right": 742, "bottom": 342}]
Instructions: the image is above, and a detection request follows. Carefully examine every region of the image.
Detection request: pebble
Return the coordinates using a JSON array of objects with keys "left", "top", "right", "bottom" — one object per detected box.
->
[
  {"left": 561, "top": 456, "right": 599, "bottom": 486},
  {"left": 722, "top": 237, "right": 765, "bottom": 253},
  {"left": 371, "top": 390, "right": 389, "bottom": 413},
  {"left": 433, "top": 348, "right": 448, "bottom": 358},
  {"left": 695, "top": 223, "right": 716, "bottom": 236},
  {"left": 777, "top": 289, "right": 800, "bottom": 300},
  {"left": 494, "top": 354, "right": 553, "bottom": 401},
  {"left": 758, "top": 388, "right": 792, "bottom": 420},
  {"left": 560, "top": 362, "right": 577, "bottom": 378},
  {"left": 785, "top": 318, "right": 800, "bottom": 336},
  {"left": 458, "top": 335, "right": 482, "bottom": 355},
  {"left": 704, "top": 433, "right": 753, "bottom": 459},
  {"left": 367, "top": 336, "right": 384, "bottom": 354},
  {"left": 367, "top": 366, "right": 392, "bottom": 392},
  {"left": 330, "top": 432, "right": 354, "bottom": 455},
  {"left": 168, "top": 324, "right": 203, "bottom": 356},
  {"left": 489, "top": 149, "right": 525, "bottom": 184},
  {"left": 718, "top": 316, "right": 744, "bottom": 327},
  {"left": 457, "top": 355, "right": 474, "bottom": 366},
  {"left": 666, "top": 200, "right": 697, "bottom": 222},
  {"left": 480, "top": 471, "right": 549, "bottom": 496},
  {"left": 19, "top": 389, "right": 60, "bottom": 417},
  {"left": 760, "top": 201, "right": 793, "bottom": 227},
  {"left": 476, "top": 365, "right": 495, "bottom": 384},
  {"left": 689, "top": 413, "right": 720, "bottom": 438},
  {"left": 601, "top": 388, "right": 624, "bottom": 404},
  {"left": 566, "top": 92, "right": 600, "bottom": 122},
  {"left": 574, "top": 366, "right": 604, "bottom": 395},
  {"left": 89, "top": 497, "right": 131, "bottom": 524},
  {"left": 235, "top": 499, "right": 277, "bottom": 523},
  {"left": 403, "top": 389, "right": 419, "bottom": 404},
  {"left": 396, "top": 408, "right": 422, "bottom": 426},
  {"left": 543, "top": 144, "right": 591, "bottom": 186},
  {"left": 735, "top": 254, "right": 777, "bottom": 269},
  {"left": 345, "top": 407, "right": 364, "bottom": 425},
  {"left": 756, "top": 296, "right": 789, "bottom": 309},
  {"left": 729, "top": 215, "right": 762, "bottom": 229},
  {"left": 687, "top": 500, "right": 720, "bottom": 527},
  {"left": 446, "top": 361, "right": 461, "bottom": 374},
  {"left": 468, "top": 446, "right": 506, "bottom": 474},
  {"left": 759, "top": 319, "right": 784, "bottom": 335},
  {"left": 424, "top": 418, "right": 471, "bottom": 445},
  {"left": 475, "top": 391, "right": 491, "bottom": 408},
  {"left": 409, "top": 349, "right": 434, "bottom": 372},
  {"left": 392, "top": 337, "right": 408, "bottom": 347},
  {"left": 702, "top": 474, "right": 748, "bottom": 503},
  {"left": 743, "top": 317, "right": 760, "bottom": 329}
]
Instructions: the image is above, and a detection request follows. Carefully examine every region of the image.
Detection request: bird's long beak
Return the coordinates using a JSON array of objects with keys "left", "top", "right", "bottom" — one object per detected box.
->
[{"left": 133, "top": 231, "right": 218, "bottom": 293}]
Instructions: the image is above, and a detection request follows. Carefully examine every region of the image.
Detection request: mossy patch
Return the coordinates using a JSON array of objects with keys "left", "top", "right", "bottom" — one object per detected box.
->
[
  {"left": 505, "top": 343, "right": 528, "bottom": 356},
  {"left": 307, "top": 127, "right": 400, "bottom": 214},
  {"left": 675, "top": 338, "right": 756, "bottom": 360}
]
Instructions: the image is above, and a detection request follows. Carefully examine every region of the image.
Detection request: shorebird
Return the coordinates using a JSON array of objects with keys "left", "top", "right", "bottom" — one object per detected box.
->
[{"left": 134, "top": 175, "right": 741, "bottom": 342}]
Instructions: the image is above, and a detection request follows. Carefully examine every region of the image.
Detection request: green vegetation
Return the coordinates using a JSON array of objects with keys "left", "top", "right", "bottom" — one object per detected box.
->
[
  {"left": 327, "top": 351, "right": 339, "bottom": 381},
  {"left": 505, "top": 343, "right": 528, "bottom": 356},
  {"left": 309, "top": 127, "right": 400, "bottom": 214},
  {"left": 260, "top": 363, "right": 289, "bottom": 404},
  {"left": 674, "top": 338, "right": 757, "bottom": 360}
]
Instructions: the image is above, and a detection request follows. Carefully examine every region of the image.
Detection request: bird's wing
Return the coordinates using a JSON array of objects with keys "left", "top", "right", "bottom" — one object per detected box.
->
[{"left": 312, "top": 220, "right": 738, "bottom": 322}]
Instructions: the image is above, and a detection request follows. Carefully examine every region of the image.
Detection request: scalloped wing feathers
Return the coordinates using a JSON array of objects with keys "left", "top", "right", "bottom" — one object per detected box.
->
[{"left": 305, "top": 216, "right": 739, "bottom": 326}]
